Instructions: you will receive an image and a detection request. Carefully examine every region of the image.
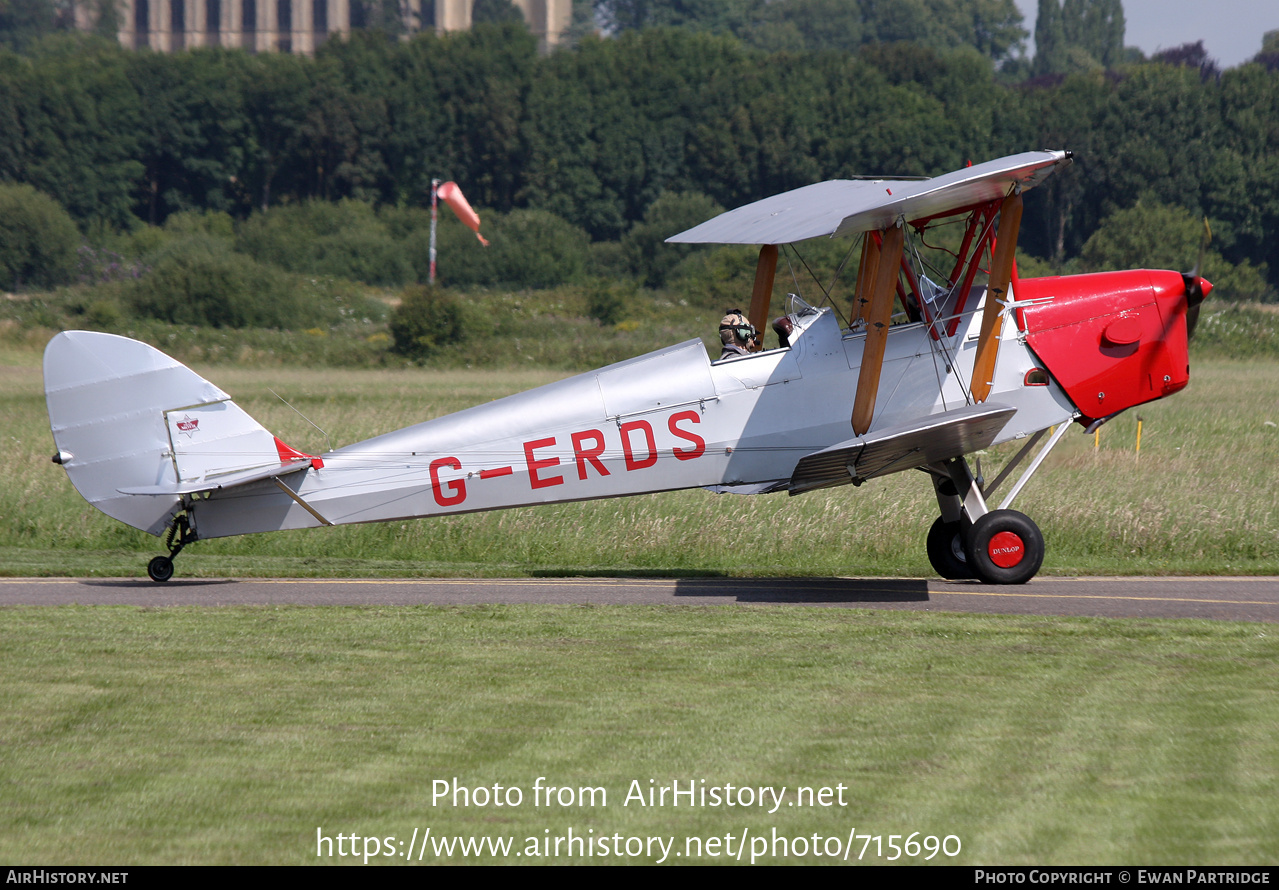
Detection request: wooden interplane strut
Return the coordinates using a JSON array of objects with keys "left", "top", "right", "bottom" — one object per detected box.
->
[
  {"left": 748, "top": 244, "right": 778, "bottom": 339},
  {"left": 970, "top": 192, "right": 1023, "bottom": 403},
  {"left": 852, "top": 224, "right": 905, "bottom": 435},
  {"left": 852, "top": 232, "right": 881, "bottom": 324}
]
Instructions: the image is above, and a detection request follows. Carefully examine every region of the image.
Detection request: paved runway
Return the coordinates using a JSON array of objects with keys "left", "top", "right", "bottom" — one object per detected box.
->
[{"left": 2, "top": 576, "right": 1277, "bottom": 622}]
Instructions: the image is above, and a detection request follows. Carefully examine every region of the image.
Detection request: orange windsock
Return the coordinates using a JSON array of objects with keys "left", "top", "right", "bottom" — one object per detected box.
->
[{"left": 436, "top": 181, "right": 489, "bottom": 246}]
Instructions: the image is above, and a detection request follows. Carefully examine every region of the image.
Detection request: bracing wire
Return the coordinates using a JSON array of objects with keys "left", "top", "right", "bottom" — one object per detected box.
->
[
  {"left": 783, "top": 243, "right": 850, "bottom": 328},
  {"left": 268, "top": 388, "right": 334, "bottom": 454}
]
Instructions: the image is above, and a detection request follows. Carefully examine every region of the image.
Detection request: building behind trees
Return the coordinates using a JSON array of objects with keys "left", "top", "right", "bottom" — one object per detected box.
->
[{"left": 70, "top": 0, "right": 572, "bottom": 54}]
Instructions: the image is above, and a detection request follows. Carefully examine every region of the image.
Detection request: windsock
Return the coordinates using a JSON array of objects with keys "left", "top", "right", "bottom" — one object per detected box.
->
[{"left": 436, "top": 181, "right": 489, "bottom": 246}]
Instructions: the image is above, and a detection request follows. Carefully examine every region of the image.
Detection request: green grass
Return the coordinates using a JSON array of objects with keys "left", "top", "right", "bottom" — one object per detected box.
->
[
  {"left": 1, "top": 605, "right": 1276, "bottom": 864},
  {"left": 2, "top": 347, "right": 1276, "bottom": 578}
]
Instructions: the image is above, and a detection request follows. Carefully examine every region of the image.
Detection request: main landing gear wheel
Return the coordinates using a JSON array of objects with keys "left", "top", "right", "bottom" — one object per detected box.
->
[
  {"left": 965, "top": 510, "right": 1044, "bottom": 585},
  {"left": 147, "top": 555, "right": 175, "bottom": 583},
  {"left": 926, "top": 517, "right": 973, "bottom": 579}
]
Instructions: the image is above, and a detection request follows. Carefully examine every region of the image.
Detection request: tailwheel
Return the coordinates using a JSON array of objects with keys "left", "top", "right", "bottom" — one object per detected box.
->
[
  {"left": 926, "top": 517, "right": 973, "bottom": 580},
  {"left": 146, "top": 513, "right": 194, "bottom": 583},
  {"left": 965, "top": 510, "right": 1044, "bottom": 585},
  {"left": 147, "top": 555, "right": 174, "bottom": 583}
]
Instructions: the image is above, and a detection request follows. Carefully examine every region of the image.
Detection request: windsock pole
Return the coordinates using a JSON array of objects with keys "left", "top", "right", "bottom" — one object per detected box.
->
[{"left": 429, "top": 178, "right": 439, "bottom": 285}]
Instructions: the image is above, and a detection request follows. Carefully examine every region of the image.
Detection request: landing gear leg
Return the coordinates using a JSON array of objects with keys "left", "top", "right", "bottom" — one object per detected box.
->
[{"left": 148, "top": 514, "right": 194, "bottom": 583}]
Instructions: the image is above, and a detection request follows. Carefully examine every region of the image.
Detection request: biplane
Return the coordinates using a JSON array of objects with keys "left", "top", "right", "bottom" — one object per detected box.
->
[{"left": 44, "top": 150, "right": 1210, "bottom": 583}]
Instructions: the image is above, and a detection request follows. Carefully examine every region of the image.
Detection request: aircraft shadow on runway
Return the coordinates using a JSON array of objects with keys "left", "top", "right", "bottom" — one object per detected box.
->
[{"left": 672, "top": 577, "right": 931, "bottom": 604}]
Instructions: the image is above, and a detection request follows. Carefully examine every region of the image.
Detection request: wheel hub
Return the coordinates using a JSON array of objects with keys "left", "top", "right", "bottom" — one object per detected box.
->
[{"left": 987, "top": 531, "right": 1025, "bottom": 568}]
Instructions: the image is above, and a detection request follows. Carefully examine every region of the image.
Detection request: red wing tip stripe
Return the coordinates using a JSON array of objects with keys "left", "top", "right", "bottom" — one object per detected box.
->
[{"left": 479, "top": 466, "right": 514, "bottom": 479}]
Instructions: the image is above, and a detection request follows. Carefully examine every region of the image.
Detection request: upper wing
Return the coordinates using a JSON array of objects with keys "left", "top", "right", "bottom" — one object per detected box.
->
[{"left": 667, "top": 150, "right": 1071, "bottom": 245}]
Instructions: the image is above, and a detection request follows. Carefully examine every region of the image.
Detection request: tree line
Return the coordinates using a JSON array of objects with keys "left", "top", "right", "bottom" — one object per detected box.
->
[{"left": 1, "top": 17, "right": 1277, "bottom": 295}]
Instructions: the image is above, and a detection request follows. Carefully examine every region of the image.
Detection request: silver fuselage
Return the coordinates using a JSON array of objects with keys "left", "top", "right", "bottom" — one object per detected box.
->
[{"left": 189, "top": 296, "right": 1074, "bottom": 540}]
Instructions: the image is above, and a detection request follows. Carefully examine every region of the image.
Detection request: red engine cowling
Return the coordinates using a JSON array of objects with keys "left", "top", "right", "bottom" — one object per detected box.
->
[{"left": 1014, "top": 270, "right": 1210, "bottom": 426}]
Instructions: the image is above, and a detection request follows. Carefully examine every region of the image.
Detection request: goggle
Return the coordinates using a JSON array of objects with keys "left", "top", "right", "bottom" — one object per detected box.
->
[{"left": 720, "top": 321, "right": 757, "bottom": 340}]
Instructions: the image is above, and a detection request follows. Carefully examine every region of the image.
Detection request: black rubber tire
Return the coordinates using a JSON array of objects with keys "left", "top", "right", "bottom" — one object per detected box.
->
[
  {"left": 965, "top": 510, "right": 1044, "bottom": 585},
  {"left": 926, "top": 517, "right": 973, "bottom": 580},
  {"left": 147, "top": 555, "right": 174, "bottom": 583}
]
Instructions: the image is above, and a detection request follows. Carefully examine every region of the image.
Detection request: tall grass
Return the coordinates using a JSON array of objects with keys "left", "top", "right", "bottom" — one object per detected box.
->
[
  {"left": 1192, "top": 303, "right": 1279, "bottom": 359},
  {"left": 2, "top": 350, "right": 1275, "bottom": 577}
]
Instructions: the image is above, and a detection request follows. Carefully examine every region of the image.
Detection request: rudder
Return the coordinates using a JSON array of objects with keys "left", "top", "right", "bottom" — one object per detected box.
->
[{"left": 44, "top": 331, "right": 300, "bottom": 536}]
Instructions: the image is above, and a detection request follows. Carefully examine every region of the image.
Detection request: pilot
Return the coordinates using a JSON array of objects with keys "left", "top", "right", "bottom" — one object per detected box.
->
[{"left": 719, "top": 309, "right": 759, "bottom": 359}]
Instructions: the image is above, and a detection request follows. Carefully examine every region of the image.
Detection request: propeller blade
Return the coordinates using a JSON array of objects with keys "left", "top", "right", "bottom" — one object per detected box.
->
[
  {"left": 1181, "top": 272, "right": 1207, "bottom": 308},
  {"left": 1186, "top": 302, "right": 1201, "bottom": 340},
  {"left": 1181, "top": 217, "right": 1213, "bottom": 339},
  {"left": 1192, "top": 216, "right": 1212, "bottom": 279}
]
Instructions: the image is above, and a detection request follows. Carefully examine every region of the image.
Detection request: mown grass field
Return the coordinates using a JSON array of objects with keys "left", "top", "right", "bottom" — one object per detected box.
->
[
  {"left": 2, "top": 345, "right": 1276, "bottom": 578},
  {"left": 1, "top": 605, "right": 1277, "bottom": 865}
]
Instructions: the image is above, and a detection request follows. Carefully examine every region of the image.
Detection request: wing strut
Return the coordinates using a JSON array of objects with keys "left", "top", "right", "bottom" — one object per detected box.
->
[
  {"left": 852, "top": 231, "right": 880, "bottom": 326},
  {"left": 970, "top": 191, "right": 1022, "bottom": 403},
  {"left": 945, "top": 202, "right": 998, "bottom": 338},
  {"left": 852, "top": 223, "right": 905, "bottom": 435},
  {"left": 748, "top": 244, "right": 778, "bottom": 338}
]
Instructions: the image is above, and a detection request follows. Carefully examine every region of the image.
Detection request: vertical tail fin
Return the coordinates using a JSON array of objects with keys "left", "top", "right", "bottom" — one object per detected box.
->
[{"left": 44, "top": 331, "right": 311, "bottom": 536}]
